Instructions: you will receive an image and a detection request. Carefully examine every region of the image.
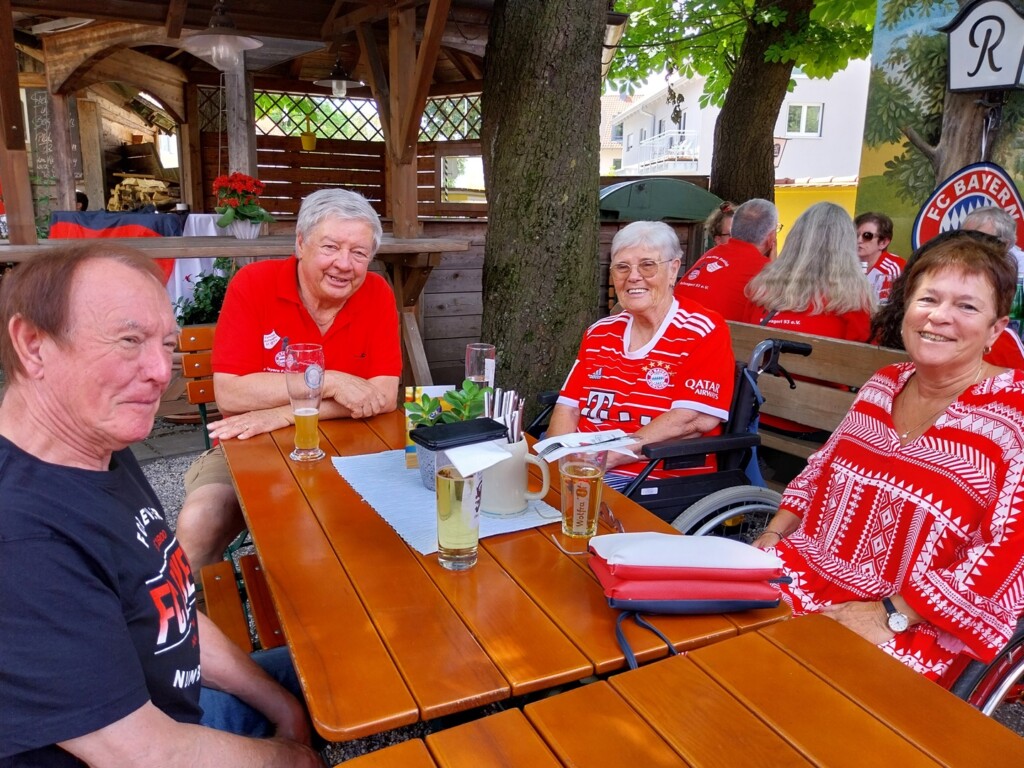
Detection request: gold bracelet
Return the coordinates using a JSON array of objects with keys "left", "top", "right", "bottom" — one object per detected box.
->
[{"left": 761, "top": 530, "right": 785, "bottom": 541}]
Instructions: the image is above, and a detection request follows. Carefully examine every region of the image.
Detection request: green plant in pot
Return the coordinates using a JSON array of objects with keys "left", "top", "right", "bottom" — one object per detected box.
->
[
  {"left": 405, "top": 378, "right": 491, "bottom": 489},
  {"left": 174, "top": 257, "right": 238, "bottom": 326}
]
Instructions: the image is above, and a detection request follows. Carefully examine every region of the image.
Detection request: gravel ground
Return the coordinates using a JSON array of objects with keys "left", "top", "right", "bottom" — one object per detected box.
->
[{"left": 138, "top": 434, "right": 1024, "bottom": 758}]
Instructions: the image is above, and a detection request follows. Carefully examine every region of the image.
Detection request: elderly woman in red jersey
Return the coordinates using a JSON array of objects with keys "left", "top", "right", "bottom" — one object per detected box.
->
[
  {"left": 755, "top": 232, "right": 1024, "bottom": 685},
  {"left": 547, "top": 220, "right": 735, "bottom": 490}
]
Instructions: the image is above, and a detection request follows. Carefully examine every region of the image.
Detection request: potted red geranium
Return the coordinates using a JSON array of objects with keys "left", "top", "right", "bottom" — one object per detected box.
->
[{"left": 212, "top": 172, "right": 275, "bottom": 239}]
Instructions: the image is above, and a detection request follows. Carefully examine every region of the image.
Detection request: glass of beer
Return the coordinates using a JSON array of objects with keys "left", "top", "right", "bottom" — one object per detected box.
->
[
  {"left": 465, "top": 343, "right": 496, "bottom": 387},
  {"left": 285, "top": 343, "right": 326, "bottom": 462},
  {"left": 436, "top": 465, "right": 482, "bottom": 570},
  {"left": 558, "top": 450, "right": 608, "bottom": 538}
]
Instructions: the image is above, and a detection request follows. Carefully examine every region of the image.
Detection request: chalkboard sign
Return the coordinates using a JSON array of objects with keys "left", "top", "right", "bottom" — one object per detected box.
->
[{"left": 24, "top": 88, "right": 83, "bottom": 181}]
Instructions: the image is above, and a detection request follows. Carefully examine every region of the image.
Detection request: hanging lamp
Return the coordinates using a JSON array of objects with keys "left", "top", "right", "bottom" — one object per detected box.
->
[
  {"left": 182, "top": 0, "right": 262, "bottom": 73},
  {"left": 314, "top": 57, "right": 362, "bottom": 98}
]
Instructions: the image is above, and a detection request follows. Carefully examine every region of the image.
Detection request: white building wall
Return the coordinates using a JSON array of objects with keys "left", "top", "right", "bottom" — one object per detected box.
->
[{"left": 613, "top": 59, "right": 869, "bottom": 181}]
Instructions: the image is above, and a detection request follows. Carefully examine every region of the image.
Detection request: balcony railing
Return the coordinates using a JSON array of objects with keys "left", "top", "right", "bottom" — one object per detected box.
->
[{"left": 620, "top": 130, "right": 699, "bottom": 174}]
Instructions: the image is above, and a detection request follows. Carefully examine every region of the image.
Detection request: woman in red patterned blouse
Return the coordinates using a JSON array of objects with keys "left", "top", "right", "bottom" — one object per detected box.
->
[{"left": 755, "top": 232, "right": 1024, "bottom": 684}]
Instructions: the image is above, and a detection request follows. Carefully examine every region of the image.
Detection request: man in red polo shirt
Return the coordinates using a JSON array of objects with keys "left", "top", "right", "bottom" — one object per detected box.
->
[
  {"left": 674, "top": 198, "right": 778, "bottom": 320},
  {"left": 176, "top": 188, "right": 401, "bottom": 569}
]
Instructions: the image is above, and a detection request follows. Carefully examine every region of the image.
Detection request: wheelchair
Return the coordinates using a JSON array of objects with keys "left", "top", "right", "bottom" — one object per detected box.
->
[
  {"left": 949, "top": 616, "right": 1024, "bottom": 720},
  {"left": 528, "top": 337, "right": 812, "bottom": 542}
]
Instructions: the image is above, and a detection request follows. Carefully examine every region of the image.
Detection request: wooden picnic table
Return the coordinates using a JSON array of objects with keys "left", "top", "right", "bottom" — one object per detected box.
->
[
  {"left": 221, "top": 410, "right": 790, "bottom": 742},
  {"left": 1, "top": 234, "right": 469, "bottom": 385},
  {"left": 350, "top": 614, "right": 1024, "bottom": 767}
]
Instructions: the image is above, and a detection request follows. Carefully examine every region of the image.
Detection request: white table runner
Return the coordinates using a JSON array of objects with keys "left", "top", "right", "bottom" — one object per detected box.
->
[{"left": 332, "top": 450, "right": 561, "bottom": 555}]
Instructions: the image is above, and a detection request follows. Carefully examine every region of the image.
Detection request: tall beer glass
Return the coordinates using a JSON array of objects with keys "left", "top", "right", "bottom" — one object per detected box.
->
[
  {"left": 436, "top": 465, "right": 481, "bottom": 570},
  {"left": 285, "top": 343, "right": 326, "bottom": 462},
  {"left": 558, "top": 450, "right": 608, "bottom": 538}
]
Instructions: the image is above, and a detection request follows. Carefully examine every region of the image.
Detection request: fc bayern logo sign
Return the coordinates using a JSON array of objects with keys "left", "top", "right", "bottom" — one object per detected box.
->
[{"left": 912, "top": 162, "right": 1024, "bottom": 250}]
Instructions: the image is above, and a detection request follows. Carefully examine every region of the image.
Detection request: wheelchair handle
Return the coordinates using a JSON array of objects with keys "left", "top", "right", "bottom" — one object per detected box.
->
[{"left": 776, "top": 340, "right": 812, "bottom": 357}]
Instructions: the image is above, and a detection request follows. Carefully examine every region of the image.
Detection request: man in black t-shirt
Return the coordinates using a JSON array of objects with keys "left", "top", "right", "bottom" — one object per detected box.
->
[{"left": 0, "top": 244, "right": 322, "bottom": 766}]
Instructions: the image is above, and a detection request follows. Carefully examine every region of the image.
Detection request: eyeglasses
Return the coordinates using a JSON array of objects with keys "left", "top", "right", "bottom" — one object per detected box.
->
[
  {"left": 777, "top": 223, "right": 785, "bottom": 233},
  {"left": 858, "top": 231, "right": 878, "bottom": 242},
  {"left": 610, "top": 259, "right": 672, "bottom": 278},
  {"left": 714, "top": 231, "right": 731, "bottom": 239}
]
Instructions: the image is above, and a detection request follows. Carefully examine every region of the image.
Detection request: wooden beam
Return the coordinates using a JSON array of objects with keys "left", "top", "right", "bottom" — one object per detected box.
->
[
  {"left": 444, "top": 47, "right": 482, "bottom": 81},
  {"left": 225, "top": 70, "right": 258, "bottom": 179},
  {"left": 399, "top": 0, "right": 451, "bottom": 160},
  {"left": 48, "top": 94, "right": 76, "bottom": 211},
  {"left": 357, "top": 21, "right": 392, "bottom": 147},
  {"left": 183, "top": 83, "right": 204, "bottom": 209},
  {"left": 17, "top": 72, "right": 47, "bottom": 89},
  {"left": 72, "top": 48, "right": 188, "bottom": 123},
  {"left": 387, "top": 7, "right": 419, "bottom": 236},
  {"left": 0, "top": 0, "right": 25, "bottom": 151},
  {"left": 165, "top": 0, "right": 189, "bottom": 39},
  {"left": 0, "top": 148, "right": 36, "bottom": 243},
  {"left": 77, "top": 99, "right": 105, "bottom": 213},
  {"left": 325, "top": 0, "right": 388, "bottom": 39}
]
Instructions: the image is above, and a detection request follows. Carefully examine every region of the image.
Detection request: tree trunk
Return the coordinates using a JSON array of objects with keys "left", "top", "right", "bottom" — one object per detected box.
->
[
  {"left": 933, "top": 90, "right": 995, "bottom": 182},
  {"left": 481, "top": 0, "right": 606, "bottom": 414},
  {"left": 709, "top": 0, "right": 814, "bottom": 203}
]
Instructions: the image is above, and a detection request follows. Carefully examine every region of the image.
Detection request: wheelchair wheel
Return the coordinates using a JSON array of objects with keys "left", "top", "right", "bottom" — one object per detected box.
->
[
  {"left": 950, "top": 630, "right": 1024, "bottom": 719},
  {"left": 671, "top": 485, "right": 782, "bottom": 543}
]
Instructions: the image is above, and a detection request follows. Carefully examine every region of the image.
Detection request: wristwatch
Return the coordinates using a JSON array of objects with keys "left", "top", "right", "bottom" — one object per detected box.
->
[{"left": 882, "top": 596, "right": 909, "bottom": 633}]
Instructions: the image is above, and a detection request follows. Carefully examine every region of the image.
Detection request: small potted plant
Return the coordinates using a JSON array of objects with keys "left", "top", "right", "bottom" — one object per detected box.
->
[
  {"left": 212, "top": 172, "right": 275, "bottom": 239},
  {"left": 405, "top": 379, "right": 491, "bottom": 489},
  {"left": 174, "top": 257, "right": 238, "bottom": 325}
]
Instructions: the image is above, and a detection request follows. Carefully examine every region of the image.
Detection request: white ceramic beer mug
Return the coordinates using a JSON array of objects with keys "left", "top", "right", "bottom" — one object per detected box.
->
[{"left": 480, "top": 439, "right": 550, "bottom": 516}]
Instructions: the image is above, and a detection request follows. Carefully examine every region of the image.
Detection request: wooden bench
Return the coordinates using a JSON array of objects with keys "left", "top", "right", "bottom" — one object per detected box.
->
[
  {"left": 200, "top": 554, "right": 285, "bottom": 653},
  {"left": 727, "top": 321, "right": 908, "bottom": 470}
]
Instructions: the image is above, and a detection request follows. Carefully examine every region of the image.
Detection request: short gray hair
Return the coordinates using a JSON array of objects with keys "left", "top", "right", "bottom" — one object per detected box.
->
[
  {"left": 963, "top": 206, "right": 1018, "bottom": 250},
  {"left": 295, "top": 188, "right": 383, "bottom": 254},
  {"left": 611, "top": 220, "right": 683, "bottom": 262},
  {"left": 731, "top": 199, "right": 778, "bottom": 249}
]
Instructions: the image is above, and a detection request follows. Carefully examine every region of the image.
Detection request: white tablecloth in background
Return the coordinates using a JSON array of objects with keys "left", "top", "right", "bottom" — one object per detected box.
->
[{"left": 169, "top": 214, "right": 228, "bottom": 305}]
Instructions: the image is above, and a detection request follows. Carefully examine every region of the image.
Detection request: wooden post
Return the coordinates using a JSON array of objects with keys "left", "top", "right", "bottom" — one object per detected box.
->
[
  {"left": 225, "top": 70, "right": 257, "bottom": 177},
  {"left": 0, "top": 0, "right": 36, "bottom": 243},
  {"left": 77, "top": 98, "right": 105, "bottom": 212},
  {"left": 388, "top": 7, "right": 421, "bottom": 238},
  {"left": 47, "top": 93, "right": 75, "bottom": 212},
  {"left": 182, "top": 83, "right": 204, "bottom": 210}
]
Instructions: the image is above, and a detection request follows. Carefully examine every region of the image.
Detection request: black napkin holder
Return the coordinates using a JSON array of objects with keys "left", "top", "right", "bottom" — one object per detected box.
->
[{"left": 409, "top": 418, "right": 508, "bottom": 451}]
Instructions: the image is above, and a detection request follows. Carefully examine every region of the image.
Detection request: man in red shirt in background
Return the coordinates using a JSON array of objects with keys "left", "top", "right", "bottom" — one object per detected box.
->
[
  {"left": 674, "top": 198, "right": 778, "bottom": 320},
  {"left": 855, "top": 212, "right": 905, "bottom": 303}
]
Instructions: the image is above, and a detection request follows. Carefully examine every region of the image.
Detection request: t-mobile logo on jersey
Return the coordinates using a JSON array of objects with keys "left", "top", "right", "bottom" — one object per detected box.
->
[
  {"left": 582, "top": 390, "right": 615, "bottom": 420},
  {"left": 686, "top": 378, "right": 721, "bottom": 399}
]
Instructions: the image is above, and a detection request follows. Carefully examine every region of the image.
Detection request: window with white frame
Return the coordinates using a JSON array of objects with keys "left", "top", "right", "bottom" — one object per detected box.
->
[
  {"left": 657, "top": 118, "right": 665, "bottom": 136},
  {"left": 786, "top": 104, "right": 823, "bottom": 137},
  {"left": 611, "top": 123, "right": 623, "bottom": 142},
  {"left": 626, "top": 133, "right": 634, "bottom": 150},
  {"left": 639, "top": 127, "right": 647, "bottom": 142}
]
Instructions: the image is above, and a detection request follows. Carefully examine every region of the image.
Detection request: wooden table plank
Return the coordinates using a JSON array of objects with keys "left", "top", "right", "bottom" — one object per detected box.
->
[
  {"left": 342, "top": 739, "right": 437, "bottom": 767},
  {"left": 418, "top": 543, "right": 594, "bottom": 695},
  {"left": 525, "top": 681, "right": 691, "bottom": 767},
  {"left": 609, "top": 655, "right": 812, "bottom": 767},
  {"left": 425, "top": 709, "right": 563, "bottom": 768},
  {"left": 689, "top": 630, "right": 941, "bottom": 766},
  {"left": 223, "top": 433, "right": 419, "bottom": 741},
  {"left": 279, "top": 425, "right": 511, "bottom": 720},
  {"left": 760, "top": 615, "right": 1024, "bottom": 767}
]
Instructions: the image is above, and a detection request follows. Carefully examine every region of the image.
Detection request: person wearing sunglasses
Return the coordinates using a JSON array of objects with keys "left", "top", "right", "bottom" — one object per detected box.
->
[
  {"left": 704, "top": 201, "right": 735, "bottom": 248},
  {"left": 548, "top": 221, "right": 735, "bottom": 491},
  {"left": 675, "top": 198, "right": 778, "bottom": 321},
  {"left": 855, "top": 212, "right": 905, "bottom": 302}
]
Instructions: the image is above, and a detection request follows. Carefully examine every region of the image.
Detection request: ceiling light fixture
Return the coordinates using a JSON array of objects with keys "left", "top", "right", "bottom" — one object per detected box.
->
[
  {"left": 182, "top": 0, "right": 262, "bottom": 73},
  {"left": 314, "top": 57, "right": 362, "bottom": 98}
]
